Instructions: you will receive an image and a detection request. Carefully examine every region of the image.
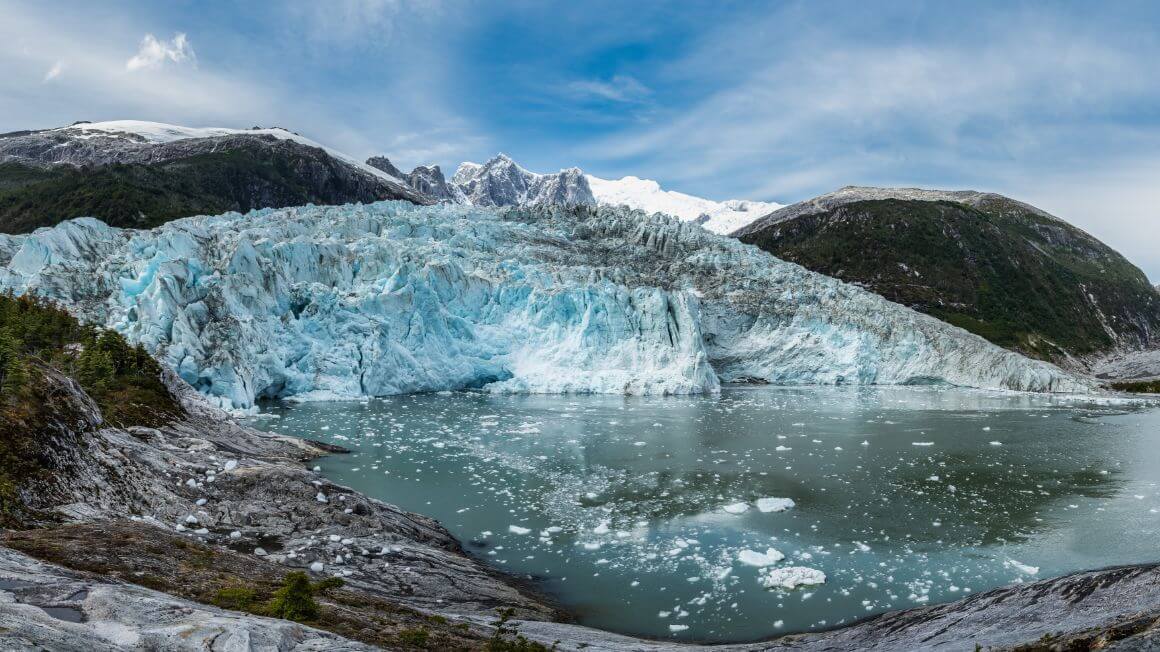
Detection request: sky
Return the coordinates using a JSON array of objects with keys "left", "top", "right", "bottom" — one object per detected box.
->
[{"left": 2, "top": 0, "right": 1159, "bottom": 281}]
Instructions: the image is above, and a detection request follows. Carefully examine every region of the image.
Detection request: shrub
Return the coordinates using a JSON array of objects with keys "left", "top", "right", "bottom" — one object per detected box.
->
[
  {"left": 398, "top": 627, "right": 430, "bottom": 647},
  {"left": 267, "top": 572, "right": 320, "bottom": 621}
]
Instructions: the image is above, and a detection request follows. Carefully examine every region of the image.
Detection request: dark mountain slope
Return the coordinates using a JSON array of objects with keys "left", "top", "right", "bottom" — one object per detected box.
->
[
  {"left": 734, "top": 187, "right": 1160, "bottom": 363},
  {"left": 0, "top": 122, "right": 432, "bottom": 233}
]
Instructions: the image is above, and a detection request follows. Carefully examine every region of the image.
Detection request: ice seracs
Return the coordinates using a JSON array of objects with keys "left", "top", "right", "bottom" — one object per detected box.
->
[{"left": 0, "top": 201, "right": 1092, "bottom": 409}]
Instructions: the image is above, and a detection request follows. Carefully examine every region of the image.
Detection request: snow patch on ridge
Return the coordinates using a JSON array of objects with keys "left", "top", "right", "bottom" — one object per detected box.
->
[
  {"left": 587, "top": 174, "right": 783, "bottom": 234},
  {"left": 54, "top": 120, "right": 408, "bottom": 185}
]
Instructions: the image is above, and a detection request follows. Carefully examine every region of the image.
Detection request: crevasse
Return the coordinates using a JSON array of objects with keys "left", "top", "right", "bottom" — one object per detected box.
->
[{"left": 0, "top": 202, "right": 1091, "bottom": 409}]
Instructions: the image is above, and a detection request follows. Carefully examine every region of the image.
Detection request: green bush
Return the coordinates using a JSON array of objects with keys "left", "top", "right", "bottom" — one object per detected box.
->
[
  {"left": 267, "top": 572, "right": 321, "bottom": 621},
  {"left": 1110, "top": 379, "right": 1160, "bottom": 394},
  {"left": 398, "top": 627, "right": 430, "bottom": 647},
  {"left": 212, "top": 586, "right": 258, "bottom": 611},
  {"left": 264, "top": 572, "right": 345, "bottom": 623}
]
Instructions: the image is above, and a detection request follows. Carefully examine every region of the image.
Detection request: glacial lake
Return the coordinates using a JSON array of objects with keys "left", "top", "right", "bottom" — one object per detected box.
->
[{"left": 249, "top": 387, "right": 1160, "bottom": 642}]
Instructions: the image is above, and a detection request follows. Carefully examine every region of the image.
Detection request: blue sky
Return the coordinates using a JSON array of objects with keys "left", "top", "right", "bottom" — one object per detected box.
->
[{"left": 2, "top": 0, "right": 1159, "bottom": 280}]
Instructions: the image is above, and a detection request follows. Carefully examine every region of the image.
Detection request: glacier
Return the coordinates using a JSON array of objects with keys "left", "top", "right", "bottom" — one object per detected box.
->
[{"left": 0, "top": 201, "right": 1091, "bottom": 410}]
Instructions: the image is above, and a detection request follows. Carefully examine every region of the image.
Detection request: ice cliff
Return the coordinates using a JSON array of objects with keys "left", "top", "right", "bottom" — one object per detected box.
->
[{"left": 0, "top": 202, "right": 1090, "bottom": 409}]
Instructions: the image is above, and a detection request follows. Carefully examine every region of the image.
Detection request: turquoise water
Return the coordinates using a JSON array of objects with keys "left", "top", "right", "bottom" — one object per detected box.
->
[{"left": 249, "top": 387, "right": 1160, "bottom": 642}]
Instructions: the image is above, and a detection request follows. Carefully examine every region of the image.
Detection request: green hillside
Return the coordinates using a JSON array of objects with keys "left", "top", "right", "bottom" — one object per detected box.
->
[{"left": 738, "top": 196, "right": 1160, "bottom": 362}]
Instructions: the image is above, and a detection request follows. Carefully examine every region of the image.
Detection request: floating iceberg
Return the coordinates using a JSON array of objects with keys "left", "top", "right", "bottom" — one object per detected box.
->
[
  {"left": 755, "top": 497, "right": 795, "bottom": 513},
  {"left": 760, "top": 566, "right": 827, "bottom": 590},
  {"left": 0, "top": 201, "right": 1091, "bottom": 409},
  {"left": 737, "top": 548, "right": 785, "bottom": 567}
]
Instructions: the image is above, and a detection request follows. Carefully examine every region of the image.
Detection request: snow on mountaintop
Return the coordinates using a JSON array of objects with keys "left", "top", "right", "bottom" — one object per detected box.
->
[
  {"left": 53, "top": 120, "right": 408, "bottom": 185},
  {"left": 586, "top": 174, "right": 783, "bottom": 235},
  {"left": 444, "top": 153, "right": 782, "bottom": 232},
  {"left": 734, "top": 185, "right": 1059, "bottom": 237},
  {"left": 451, "top": 154, "right": 593, "bottom": 207}
]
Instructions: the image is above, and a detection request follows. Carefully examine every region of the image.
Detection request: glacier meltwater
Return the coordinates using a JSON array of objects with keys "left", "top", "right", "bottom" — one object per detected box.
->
[{"left": 0, "top": 201, "right": 1089, "bottom": 409}]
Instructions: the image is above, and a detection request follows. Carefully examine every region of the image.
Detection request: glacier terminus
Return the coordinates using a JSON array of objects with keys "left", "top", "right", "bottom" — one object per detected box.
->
[{"left": 0, "top": 201, "right": 1090, "bottom": 410}]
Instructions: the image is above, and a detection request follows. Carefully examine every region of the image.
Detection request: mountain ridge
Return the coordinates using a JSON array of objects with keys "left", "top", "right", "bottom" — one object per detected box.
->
[
  {"left": 0, "top": 120, "right": 432, "bottom": 233},
  {"left": 736, "top": 186, "right": 1160, "bottom": 365},
  {"left": 370, "top": 151, "right": 782, "bottom": 233}
]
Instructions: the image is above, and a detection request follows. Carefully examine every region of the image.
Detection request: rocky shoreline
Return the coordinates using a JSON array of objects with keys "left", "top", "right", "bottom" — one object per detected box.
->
[{"left": 4, "top": 369, "right": 1160, "bottom": 650}]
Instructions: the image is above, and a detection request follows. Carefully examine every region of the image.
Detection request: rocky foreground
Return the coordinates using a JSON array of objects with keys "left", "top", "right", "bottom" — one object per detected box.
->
[{"left": 1, "top": 368, "right": 1160, "bottom": 650}]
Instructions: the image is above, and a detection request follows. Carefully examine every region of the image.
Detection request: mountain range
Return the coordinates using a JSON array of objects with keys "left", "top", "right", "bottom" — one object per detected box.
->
[
  {"left": 367, "top": 151, "right": 783, "bottom": 234},
  {"left": 1, "top": 117, "right": 1158, "bottom": 649},
  {"left": 0, "top": 120, "right": 779, "bottom": 236},
  {"left": 1, "top": 119, "right": 1156, "bottom": 379}
]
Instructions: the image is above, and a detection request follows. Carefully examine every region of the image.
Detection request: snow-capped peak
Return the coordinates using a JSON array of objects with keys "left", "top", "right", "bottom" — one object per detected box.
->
[
  {"left": 438, "top": 154, "right": 781, "bottom": 230},
  {"left": 450, "top": 154, "right": 594, "bottom": 207},
  {"left": 585, "top": 174, "right": 783, "bottom": 235}
]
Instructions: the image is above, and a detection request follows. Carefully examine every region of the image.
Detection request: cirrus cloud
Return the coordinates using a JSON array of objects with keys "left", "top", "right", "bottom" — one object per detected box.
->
[{"left": 566, "top": 75, "right": 652, "bottom": 104}]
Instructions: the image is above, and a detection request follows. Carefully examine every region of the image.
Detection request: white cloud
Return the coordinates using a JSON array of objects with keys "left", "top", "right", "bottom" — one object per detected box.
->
[
  {"left": 579, "top": 20, "right": 1151, "bottom": 226},
  {"left": 567, "top": 75, "right": 651, "bottom": 103},
  {"left": 43, "top": 60, "right": 63, "bottom": 82},
  {"left": 0, "top": 1, "right": 485, "bottom": 178},
  {"left": 0, "top": 9, "right": 265, "bottom": 127},
  {"left": 126, "top": 32, "right": 195, "bottom": 71},
  {"left": 566, "top": 10, "right": 1160, "bottom": 278}
]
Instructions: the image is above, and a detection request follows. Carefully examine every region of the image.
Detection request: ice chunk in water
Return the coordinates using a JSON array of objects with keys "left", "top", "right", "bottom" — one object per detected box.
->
[
  {"left": 737, "top": 548, "right": 785, "bottom": 567},
  {"left": 722, "top": 502, "right": 750, "bottom": 514},
  {"left": 760, "top": 566, "right": 827, "bottom": 589},
  {"left": 1005, "top": 558, "right": 1039, "bottom": 575},
  {"left": 755, "top": 497, "right": 795, "bottom": 513}
]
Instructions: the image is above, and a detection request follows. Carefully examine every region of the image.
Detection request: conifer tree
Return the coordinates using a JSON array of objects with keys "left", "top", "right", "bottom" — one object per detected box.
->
[{"left": 0, "top": 333, "right": 27, "bottom": 396}]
